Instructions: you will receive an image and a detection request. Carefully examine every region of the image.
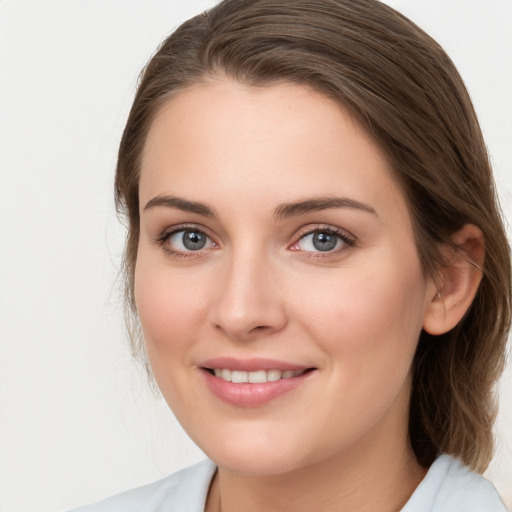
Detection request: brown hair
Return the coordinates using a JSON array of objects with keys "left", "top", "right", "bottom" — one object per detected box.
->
[{"left": 115, "top": 0, "right": 510, "bottom": 472}]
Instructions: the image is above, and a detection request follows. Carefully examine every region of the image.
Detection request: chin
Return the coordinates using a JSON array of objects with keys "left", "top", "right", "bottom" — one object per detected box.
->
[
  {"left": 207, "top": 449, "right": 303, "bottom": 476},
  {"left": 193, "top": 429, "right": 310, "bottom": 476}
]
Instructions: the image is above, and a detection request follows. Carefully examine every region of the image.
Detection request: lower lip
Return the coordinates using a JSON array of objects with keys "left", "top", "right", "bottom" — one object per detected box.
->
[{"left": 201, "top": 369, "right": 315, "bottom": 407}]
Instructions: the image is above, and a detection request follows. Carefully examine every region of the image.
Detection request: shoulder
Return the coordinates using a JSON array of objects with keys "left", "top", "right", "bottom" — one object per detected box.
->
[
  {"left": 402, "top": 454, "right": 507, "bottom": 512},
  {"left": 68, "top": 459, "right": 217, "bottom": 512}
]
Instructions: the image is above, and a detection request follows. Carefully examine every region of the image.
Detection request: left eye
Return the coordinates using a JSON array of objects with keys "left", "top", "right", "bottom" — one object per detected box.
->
[
  {"left": 295, "top": 231, "right": 345, "bottom": 252},
  {"left": 167, "top": 229, "right": 214, "bottom": 252}
]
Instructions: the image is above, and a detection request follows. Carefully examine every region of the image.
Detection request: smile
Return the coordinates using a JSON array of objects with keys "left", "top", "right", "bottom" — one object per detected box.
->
[
  {"left": 211, "top": 368, "right": 307, "bottom": 383},
  {"left": 200, "top": 360, "right": 317, "bottom": 407}
]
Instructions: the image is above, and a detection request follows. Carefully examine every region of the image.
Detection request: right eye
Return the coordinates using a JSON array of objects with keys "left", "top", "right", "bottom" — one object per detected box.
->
[{"left": 163, "top": 229, "right": 216, "bottom": 253}]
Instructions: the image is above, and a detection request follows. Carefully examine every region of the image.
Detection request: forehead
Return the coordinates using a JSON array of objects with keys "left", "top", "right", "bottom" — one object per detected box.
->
[{"left": 139, "top": 78, "right": 408, "bottom": 223}]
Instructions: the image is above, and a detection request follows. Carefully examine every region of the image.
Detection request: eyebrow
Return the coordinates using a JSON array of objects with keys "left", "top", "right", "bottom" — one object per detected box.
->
[
  {"left": 273, "top": 196, "right": 377, "bottom": 219},
  {"left": 143, "top": 194, "right": 377, "bottom": 219},
  {"left": 144, "top": 195, "right": 216, "bottom": 217}
]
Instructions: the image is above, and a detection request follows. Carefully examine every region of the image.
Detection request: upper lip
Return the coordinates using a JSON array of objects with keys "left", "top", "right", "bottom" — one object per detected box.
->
[{"left": 200, "top": 357, "right": 312, "bottom": 372}]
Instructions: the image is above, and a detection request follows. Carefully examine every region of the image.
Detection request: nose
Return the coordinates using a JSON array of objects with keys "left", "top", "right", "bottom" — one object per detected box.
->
[{"left": 209, "top": 249, "right": 288, "bottom": 341}]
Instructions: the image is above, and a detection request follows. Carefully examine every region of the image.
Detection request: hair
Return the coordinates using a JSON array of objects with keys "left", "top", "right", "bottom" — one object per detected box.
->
[{"left": 115, "top": 0, "right": 510, "bottom": 472}]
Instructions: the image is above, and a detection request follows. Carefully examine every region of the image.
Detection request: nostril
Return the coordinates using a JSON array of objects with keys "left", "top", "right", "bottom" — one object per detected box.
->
[{"left": 246, "top": 325, "right": 274, "bottom": 337}]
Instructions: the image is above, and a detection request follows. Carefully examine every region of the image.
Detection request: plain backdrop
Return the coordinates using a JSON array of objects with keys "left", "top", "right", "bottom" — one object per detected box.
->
[{"left": 0, "top": 1, "right": 511, "bottom": 511}]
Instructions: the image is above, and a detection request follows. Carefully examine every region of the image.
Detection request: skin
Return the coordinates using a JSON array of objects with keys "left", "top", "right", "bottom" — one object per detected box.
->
[{"left": 135, "top": 78, "right": 480, "bottom": 511}]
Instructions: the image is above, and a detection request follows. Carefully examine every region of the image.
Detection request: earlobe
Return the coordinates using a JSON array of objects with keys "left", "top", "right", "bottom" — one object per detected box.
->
[{"left": 423, "top": 224, "right": 484, "bottom": 336}]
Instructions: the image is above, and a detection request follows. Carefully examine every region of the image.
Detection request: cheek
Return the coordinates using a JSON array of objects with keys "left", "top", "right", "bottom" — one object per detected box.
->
[
  {"left": 292, "top": 258, "right": 427, "bottom": 438},
  {"left": 134, "top": 256, "right": 209, "bottom": 359},
  {"left": 290, "top": 256, "right": 427, "bottom": 372}
]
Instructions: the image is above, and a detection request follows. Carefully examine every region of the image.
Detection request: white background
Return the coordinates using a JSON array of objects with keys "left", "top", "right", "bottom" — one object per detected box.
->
[{"left": 0, "top": 1, "right": 510, "bottom": 510}]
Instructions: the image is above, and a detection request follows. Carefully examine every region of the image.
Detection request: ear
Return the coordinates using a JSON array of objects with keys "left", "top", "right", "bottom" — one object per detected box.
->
[{"left": 423, "top": 224, "right": 484, "bottom": 336}]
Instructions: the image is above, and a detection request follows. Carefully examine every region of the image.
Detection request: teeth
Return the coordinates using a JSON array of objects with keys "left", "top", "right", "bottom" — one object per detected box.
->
[
  {"left": 248, "top": 370, "right": 267, "bottom": 383},
  {"left": 211, "top": 368, "right": 306, "bottom": 383},
  {"left": 231, "top": 370, "right": 248, "bottom": 383},
  {"left": 267, "top": 369, "right": 282, "bottom": 381}
]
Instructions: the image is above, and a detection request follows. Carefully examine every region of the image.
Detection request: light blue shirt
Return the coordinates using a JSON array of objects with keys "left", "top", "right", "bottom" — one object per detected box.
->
[{"left": 70, "top": 454, "right": 507, "bottom": 512}]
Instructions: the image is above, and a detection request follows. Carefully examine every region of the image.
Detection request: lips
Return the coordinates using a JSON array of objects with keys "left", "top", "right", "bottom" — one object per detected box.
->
[{"left": 199, "top": 358, "right": 316, "bottom": 407}]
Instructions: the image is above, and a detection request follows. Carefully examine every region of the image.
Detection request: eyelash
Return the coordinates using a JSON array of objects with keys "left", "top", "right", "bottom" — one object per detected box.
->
[{"left": 154, "top": 224, "right": 356, "bottom": 258}]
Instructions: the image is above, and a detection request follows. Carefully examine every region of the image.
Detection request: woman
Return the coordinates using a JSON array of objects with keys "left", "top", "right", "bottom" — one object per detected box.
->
[{"left": 73, "top": 0, "right": 510, "bottom": 510}]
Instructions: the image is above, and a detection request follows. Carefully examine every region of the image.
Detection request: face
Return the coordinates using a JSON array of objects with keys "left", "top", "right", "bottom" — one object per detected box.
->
[{"left": 135, "top": 78, "right": 436, "bottom": 475}]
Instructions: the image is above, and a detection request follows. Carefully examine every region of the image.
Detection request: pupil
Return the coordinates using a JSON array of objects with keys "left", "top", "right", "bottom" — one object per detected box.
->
[
  {"left": 313, "top": 232, "right": 337, "bottom": 251},
  {"left": 183, "top": 231, "right": 206, "bottom": 250}
]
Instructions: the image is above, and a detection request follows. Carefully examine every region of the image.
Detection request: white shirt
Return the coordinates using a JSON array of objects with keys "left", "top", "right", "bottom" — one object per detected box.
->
[{"left": 70, "top": 454, "right": 507, "bottom": 512}]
